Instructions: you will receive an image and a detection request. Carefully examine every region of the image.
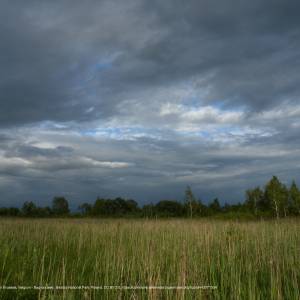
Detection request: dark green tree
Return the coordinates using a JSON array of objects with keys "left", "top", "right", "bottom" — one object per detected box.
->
[
  {"left": 35, "top": 206, "right": 52, "bottom": 217},
  {"left": 142, "top": 203, "right": 155, "bottom": 218},
  {"left": 194, "top": 198, "right": 208, "bottom": 217},
  {"left": 92, "top": 198, "right": 106, "bottom": 216},
  {"left": 245, "top": 187, "right": 264, "bottom": 215},
  {"left": 0, "top": 207, "right": 20, "bottom": 216},
  {"left": 289, "top": 181, "right": 300, "bottom": 215},
  {"left": 265, "top": 176, "right": 288, "bottom": 218},
  {"left": 52, "top": 197, "right": 69, "bottom": 216},
  {"left": 155, "top": 200, "right": 184, "bottom": 217},
  {"left": 22, "top": 201, "right": 37, "bottom": 217},
  {"left": 209, "top": 198, "right": 221, "bottom": 213},
  {"left": 78, "top": 203, "right": 92, "bottom": 215},
  {"left": 21, "top": 202, "right": 52, "bottom": 217},
  {"left": 125, "top": 199, "right": 140, "bottom": 214}
]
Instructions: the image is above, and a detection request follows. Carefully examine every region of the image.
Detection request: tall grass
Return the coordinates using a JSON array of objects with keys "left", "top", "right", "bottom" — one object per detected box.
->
[{"left": 0, "top": 218, "right": 299, "bottom": 299}]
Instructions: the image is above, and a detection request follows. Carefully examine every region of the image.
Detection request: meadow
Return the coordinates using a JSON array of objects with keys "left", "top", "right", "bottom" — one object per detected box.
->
[{"left": 0, "top": 218, "right": 299, "bottom": 299}]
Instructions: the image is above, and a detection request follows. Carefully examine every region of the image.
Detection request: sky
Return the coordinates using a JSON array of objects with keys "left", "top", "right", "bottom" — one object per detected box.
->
[{"left": 1, "top": 0, "right": 300, "bottom": 208}]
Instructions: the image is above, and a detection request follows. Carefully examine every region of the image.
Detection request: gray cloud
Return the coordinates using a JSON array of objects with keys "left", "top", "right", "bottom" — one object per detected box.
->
[{"left": 0, "top": 0, "right": 300, "bottom": 206}]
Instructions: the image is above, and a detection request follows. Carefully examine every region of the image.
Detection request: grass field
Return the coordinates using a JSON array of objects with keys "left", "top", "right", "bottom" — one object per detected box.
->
[{"left": 0, "top": 218, "right": 299, "bottom": 299}]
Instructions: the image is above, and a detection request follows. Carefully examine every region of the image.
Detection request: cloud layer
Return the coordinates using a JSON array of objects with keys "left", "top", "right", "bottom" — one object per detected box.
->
[{"left": 1, "top": 0, "right": 300, "bottom": 207}]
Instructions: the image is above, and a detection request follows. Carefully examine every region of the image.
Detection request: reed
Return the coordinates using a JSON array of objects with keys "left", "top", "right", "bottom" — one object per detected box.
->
[{"left": 0, "top": 218, "right": 299, "bottom": 299}]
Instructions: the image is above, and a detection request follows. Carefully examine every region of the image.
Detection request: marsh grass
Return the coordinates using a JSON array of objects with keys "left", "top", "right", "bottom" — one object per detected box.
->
[{"left": 0, "top": 218, "right": 299, "bottom": 299}]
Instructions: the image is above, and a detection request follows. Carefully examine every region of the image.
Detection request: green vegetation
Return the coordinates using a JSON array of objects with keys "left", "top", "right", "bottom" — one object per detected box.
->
[
  {"left": 1, "top": 176, "right": 300, "bottom": 219},
  {"left": 0, "top": 176, "right": 299, "bottom": 298},
  {"left": 0, "top": 218, "right": 299, "bottom": 299}
]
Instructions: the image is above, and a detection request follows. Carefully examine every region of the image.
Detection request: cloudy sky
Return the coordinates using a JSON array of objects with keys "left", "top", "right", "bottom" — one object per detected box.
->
[{"left": 1, "top": 0, "right": 300, "bottom": 208}]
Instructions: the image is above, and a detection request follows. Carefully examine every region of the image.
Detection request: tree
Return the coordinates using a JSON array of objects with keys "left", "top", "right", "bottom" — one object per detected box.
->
[
  {"left": 90, "top": 197, "right": 140, "bottom": 217},
  {"left": 78, "top": 203, "right": 92, "bottom": 215},
  {"left": 209, "top": 198, "right": 221, "bottom": 213},
  {"left": 194, "top": 198, "right": 208, "bottom": 217},
  {"left": 265, "top": 176, "right": 288, "bottom": 218},
  {"left": 52, "top": 197, "right": 69, "bottom": 216},
  {"left": 289, "top": 181, "right": 300, "bottom": 215},
  {"left": 142, "top": 203, "right": 155, "bottom": 218},
  {"left": 155, "top": 200, "right": 184, "bottom": 217},
  {"left": 21, "top": 202, "right": 52, "bottom": 217},
  {"left": 35, "top": 206, "right": 52, "bottom": 217},
  {"left": 22, "top": 201, "right": 37, "bottom": 217},
  {"left": 8, "top": 207, "right": 20, "bottom": 216},
  {"left": 184, "top": 186, "right": 197, "bottom": 218},
  {"left": 245, "top": 187, "right": 264, "bottom": 215},
  {"left": 92, "top": 198, "right": 106, "bottom": 216},
  {"left": 125, "top": 199, "right": 140, "bottom": 214},
  {"left": 114, "top": 198, "right": 129, "bottom": 215},
  {"left": 281, "top": 184, "right": 289, "bottom": 217},
  {"left": 0, "top": 207, "right": 20, "bottom": 216}
]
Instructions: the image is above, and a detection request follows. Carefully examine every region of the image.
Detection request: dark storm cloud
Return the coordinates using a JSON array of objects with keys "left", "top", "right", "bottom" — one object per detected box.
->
[
  {"left": 105, "top": 0, "right": 300, "bottom": 110},
  {"left": 0, "top": 0, "right": 118, "bottom": 126},
  {"left": 1, "top": 0, "right": 300, "bottom": 127},
  {"left": 1, "top": 0, "right": 300, "bottom": 206}
]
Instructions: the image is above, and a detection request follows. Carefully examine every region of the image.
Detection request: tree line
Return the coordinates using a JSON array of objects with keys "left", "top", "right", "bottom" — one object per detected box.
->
[{"left": 1, "top": 176, "right": 300, "bottom": 218}]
